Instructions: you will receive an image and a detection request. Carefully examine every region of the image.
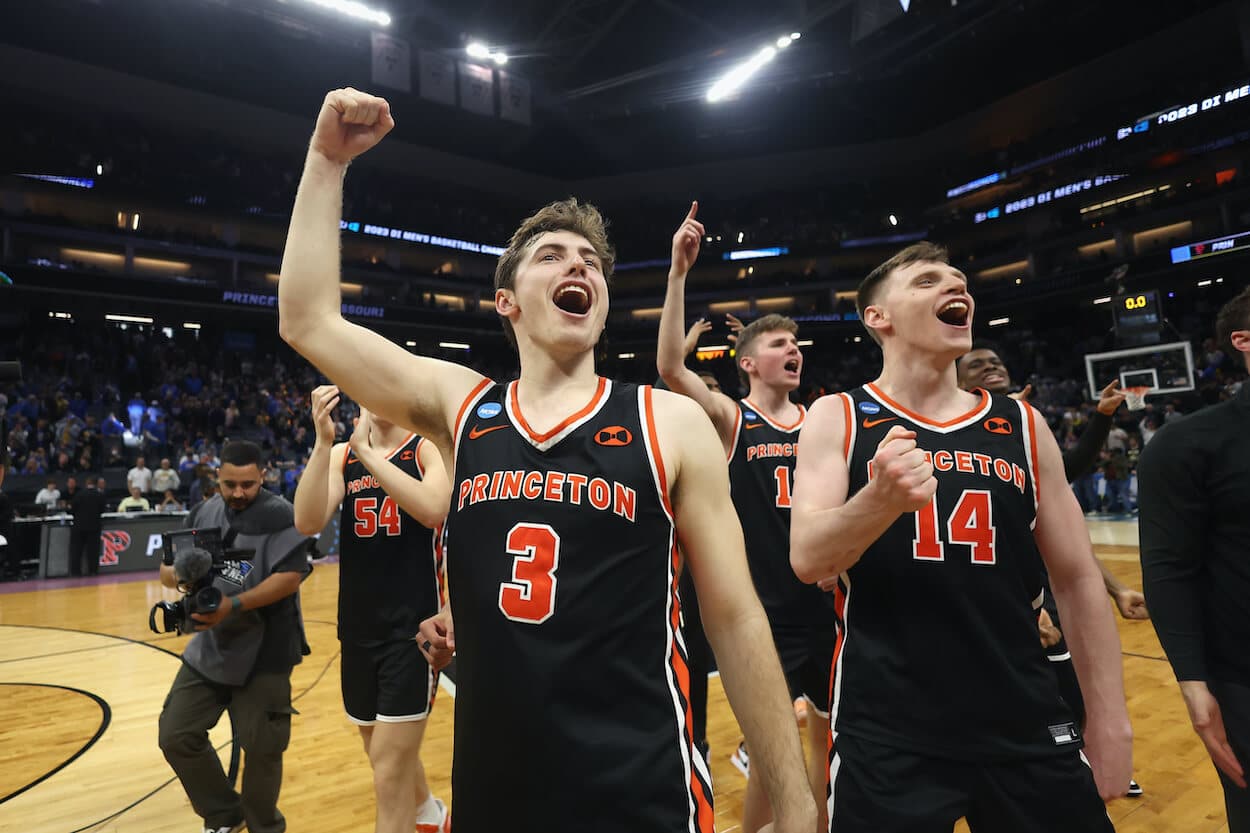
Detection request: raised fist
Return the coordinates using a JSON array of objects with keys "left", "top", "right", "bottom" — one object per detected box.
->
[
  {"left": 309, "top": 87, "right": 395, "bottom": 166},
  {"left": 869, "top": 425, "right": 937, "bottom": 513}
]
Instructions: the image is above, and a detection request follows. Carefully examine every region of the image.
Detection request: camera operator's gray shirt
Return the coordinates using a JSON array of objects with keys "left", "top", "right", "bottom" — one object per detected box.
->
[{"left": 181, "top": 492, "right": 310, "bottom": 686}]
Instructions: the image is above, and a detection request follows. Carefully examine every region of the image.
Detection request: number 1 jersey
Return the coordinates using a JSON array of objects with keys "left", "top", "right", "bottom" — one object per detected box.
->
[
  {"left": 443, "top": 377, "right": 713, "bottom": 833},
  {"left": 831, "top": 384, "right": 1076, "bottom": 761}
]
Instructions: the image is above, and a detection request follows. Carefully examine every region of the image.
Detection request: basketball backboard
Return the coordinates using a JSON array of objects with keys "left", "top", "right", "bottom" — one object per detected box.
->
[{"left": 1084, "top": 340, "right": 1195, "bottom": 401}]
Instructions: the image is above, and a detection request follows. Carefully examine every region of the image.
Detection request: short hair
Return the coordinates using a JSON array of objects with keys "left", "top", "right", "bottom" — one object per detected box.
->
[
  {"left": 856, "top": 242, "right": 950, "bottom": 345},
  {"left": 734, "top": 314, "right": 799, "bottom": 388},
  {"left": 955, "top": 339, "right": 1003, "bottom": 370},
  {"left": 1215, "top": 285, "right": 1250, "bottom": 356},
  {"left": 220, "top": 440, "right": 263, "bottom": 469},
  {"left": 493, "top": 198, "right": 616, "bottom": 349}
]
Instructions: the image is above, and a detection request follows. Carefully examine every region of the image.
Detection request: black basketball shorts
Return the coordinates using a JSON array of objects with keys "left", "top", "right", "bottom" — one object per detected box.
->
[
  {"left": 773, "top": 622, "right": 837, "bottom": 718},
  {"left": 828, "top": 732, "right": 1113, "bottom": 833},
  {"left": 340, "top": 638, "right": 438, "bottom": 725}
]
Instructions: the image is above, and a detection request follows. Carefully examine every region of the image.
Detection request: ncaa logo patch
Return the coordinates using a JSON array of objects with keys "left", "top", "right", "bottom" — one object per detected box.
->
[
  {"left": 476, "top": 402, "right": 502, "bottom": 419},
  {"left": 858, "top": 401, "right": 881, "bottom": 415},
  {"left": 743, "top": 411, "right": 758, "bottom": 421},
  {"left": 983, "top": 416, "right": 1013, "bottom": 435}
]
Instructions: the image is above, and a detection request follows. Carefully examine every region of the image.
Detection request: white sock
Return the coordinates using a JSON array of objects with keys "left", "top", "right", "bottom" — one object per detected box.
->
[{"left": 415, "top": 794, "right": 442, "bottom": 824}]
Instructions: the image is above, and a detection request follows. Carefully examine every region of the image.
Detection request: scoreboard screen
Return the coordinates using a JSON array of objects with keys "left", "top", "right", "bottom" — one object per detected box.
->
[
  {"left": 1170, "top": 230, "right": 1250, "bottom": 264},
  {"left": 1111, "top": 290, "right": 1162, "bottom": 346}
]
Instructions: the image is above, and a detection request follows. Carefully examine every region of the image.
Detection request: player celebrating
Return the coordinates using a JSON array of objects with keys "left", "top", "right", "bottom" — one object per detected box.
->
[
  {"left": 278, "top": 87, "right": 815, "bottom": 833},
  {"left": 657, "top": 203, "right": 837, "bottom": 832},
  {"left": 293, "top": 386, "right": 451, "bottom": 833},
  {"left": 791, "top": 243, "right": 1132, "bottom": 832}
]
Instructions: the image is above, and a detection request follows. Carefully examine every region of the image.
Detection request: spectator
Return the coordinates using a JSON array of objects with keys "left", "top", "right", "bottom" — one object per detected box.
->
[
  {"left": 158, "top": 489, "right": 183, "bottom": 512},
  {"left": 1106, "top": 422, "right": 1129, "bottom": 452},
  {"left": 34, "top": 478, "right": 61, "bottom": 510},
  {"left": 127, "top": 456, "right": 153, "bottom": 495},
  {"left": 117, "top": 485, "right": 151, "bottom": 512},
  {"left": 69, "top": 479, "right": 107, "bottom": 576},
  {"left": 127, "top": 393, "right": 146, "bottom": 434},
  {"left": 152, "top": 457, "right": 180, "bottom": 494}
]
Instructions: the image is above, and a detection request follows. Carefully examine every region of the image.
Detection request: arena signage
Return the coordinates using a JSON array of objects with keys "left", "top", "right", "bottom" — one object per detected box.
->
[{"left": 221, "top": 290, "right": 386, "bottom": 319}]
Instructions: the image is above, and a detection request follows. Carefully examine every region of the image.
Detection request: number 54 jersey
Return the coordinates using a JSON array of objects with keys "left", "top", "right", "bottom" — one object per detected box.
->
[
  {"left": 832, "top": 384, "right": 1076, "bottom": 761},
  {"left": 444, "top": 377, "right": 713, "bottom": 833}
]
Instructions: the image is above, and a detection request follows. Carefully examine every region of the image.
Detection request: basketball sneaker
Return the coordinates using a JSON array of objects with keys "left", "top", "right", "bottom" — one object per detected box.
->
[
  {"left": 203, "top": 824, "right": 243, "bottom": 833},
  {"left": 730, "top": 741, "right": 750, "bottom": 778},
  {"left": 415, "top": 797, "right": 451, "bottom": 833},
  {"left": 1127, "top": 779, "right": 1143, "bottom": 797}
]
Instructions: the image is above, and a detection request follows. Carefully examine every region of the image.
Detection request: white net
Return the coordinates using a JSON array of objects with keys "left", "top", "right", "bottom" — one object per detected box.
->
[{"left": 1124, "top": 386, "right": 1150, "bottom": 411}]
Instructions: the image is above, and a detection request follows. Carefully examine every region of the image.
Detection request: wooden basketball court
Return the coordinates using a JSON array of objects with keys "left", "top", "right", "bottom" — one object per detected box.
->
[{"left": 0, "top": 520, "right": 1230, "bottom": 832}]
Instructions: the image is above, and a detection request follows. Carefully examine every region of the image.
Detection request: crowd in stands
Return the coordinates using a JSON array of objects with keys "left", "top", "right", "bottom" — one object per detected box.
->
[{"left": 4, "top": 279, "right": 1244, "bottom": 524}]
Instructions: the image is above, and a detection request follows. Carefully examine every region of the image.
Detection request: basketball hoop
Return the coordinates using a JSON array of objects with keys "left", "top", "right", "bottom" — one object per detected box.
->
[{"left": 1124, "top": 386, "right": 1151, "bottom": 411}]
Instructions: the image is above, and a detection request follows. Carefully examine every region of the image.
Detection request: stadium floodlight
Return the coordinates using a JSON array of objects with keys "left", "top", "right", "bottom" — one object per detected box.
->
[
  {"left": 790, "top": 32, "right": 801, "bottom": 39},
  {"left": 707, "top": 45, "right": 777, "bottom": 103},
  {"left": 617, "top": 352, "right": 636, "bottom": 359},
  {"left": 988, "top": 317, "right": 1010, "bottom": 327},
  {"left": 492, "top": 51, "right": 508, "bottom": 65},
  {"left": 776, "top": 35, "right": 792, "bottom": 48},
  {"left": 466, "top": 42, "right": 490, "bottom": 59},
  {"left": 298, "top": 0, "right": 391, "bottom": 26},
  {"left": 439, "top": 341, "right": 471, "bottom": 350},
  {"left": 106, "top": 314, "right": 154, "bottom": 324},
  {"left": 888, "top": 214, "right": 898, "bottom": 226}
]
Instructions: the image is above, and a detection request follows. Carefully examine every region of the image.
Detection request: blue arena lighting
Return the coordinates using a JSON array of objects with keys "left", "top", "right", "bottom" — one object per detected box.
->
[
  {"left": 18, "top": 174, "right": 95, "bottom": 189},
  {"left": 722, "top": 247, "right": 790, "bottom": 261},
  {"left": 340, "top": 220, "right": 505, "bottom": 256}
]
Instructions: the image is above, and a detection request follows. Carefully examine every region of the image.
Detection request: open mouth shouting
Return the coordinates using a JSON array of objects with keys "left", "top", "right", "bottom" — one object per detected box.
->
[
  {"left": 936, "top": 298, "right": 971, "bottom": 328},
  {"left": 552, "top": 281, "right": 592, "bottom": 316},
  {"left": 783, "top": 357, "right": 801, "bottom": 374}
]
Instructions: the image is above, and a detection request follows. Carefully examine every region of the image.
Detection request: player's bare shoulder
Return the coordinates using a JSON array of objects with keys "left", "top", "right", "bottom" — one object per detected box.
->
[{"left": 648, "top": 387, "right": 725, "bottom": 485}]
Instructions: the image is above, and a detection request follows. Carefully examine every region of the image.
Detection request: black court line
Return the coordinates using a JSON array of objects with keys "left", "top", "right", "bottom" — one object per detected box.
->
[
  {"left": 0, "top": 621, "right": 342, "bottom": 831},
  {"left": 0, "top": 683, "right": 110, "bottom": 804},
  {"left": 1122, "top": 650, "right": 1169, "bottom": 663}
]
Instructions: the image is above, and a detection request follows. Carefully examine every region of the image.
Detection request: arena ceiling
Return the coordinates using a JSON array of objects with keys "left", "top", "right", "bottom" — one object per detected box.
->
[{"left": 0, "top": 0, "right": 1241, "bottom": 178}]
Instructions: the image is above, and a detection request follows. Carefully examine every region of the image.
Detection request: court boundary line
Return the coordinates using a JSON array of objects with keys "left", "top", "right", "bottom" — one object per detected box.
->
[{"left": 0, "top": 682, "right": 111, "bottom": 804}]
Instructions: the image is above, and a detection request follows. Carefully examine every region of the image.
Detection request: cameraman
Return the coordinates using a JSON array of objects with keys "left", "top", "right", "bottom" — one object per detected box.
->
[{"left": 157, "top": 440, "right": 310, "bottom": 833}]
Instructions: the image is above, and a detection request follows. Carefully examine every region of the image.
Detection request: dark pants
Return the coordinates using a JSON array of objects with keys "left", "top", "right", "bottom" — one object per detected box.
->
[
  {"left": 1212, "top": 680, "right": 1250, "bottom": 833},
  {"left": 68, "top": 525, "right": 100, "bottom": 576},
  {"left": 159, "top": 662, "right": 297, "bottom": 833}
]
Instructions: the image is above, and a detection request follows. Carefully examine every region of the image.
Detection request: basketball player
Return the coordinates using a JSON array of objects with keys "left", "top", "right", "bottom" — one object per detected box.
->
[
  {"left": 277, "top": 87, "right": 815, "bottom": 833},
  {"left": 657, "top": 203, "right": 837, "bottom": 833},
  {"left": 790, "top": 242, "right": 1132, "bottom": 832},
  {"left": 292, "top": 385, "right": 451, "bottom": 833}
]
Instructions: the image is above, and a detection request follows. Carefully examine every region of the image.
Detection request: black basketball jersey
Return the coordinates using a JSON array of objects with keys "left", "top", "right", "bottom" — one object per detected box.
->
[
  {"left": 338, "top": 434, "right": 442, "bottom": 644},
  {"left": 444, "top": 377, "right": 713, "bottom": 833},
  {"left": 830, "top": 384, "right": 1076, "bottom": 761},
  {"left": 727, "top": 399, "right": 832, "bottom": 627}
]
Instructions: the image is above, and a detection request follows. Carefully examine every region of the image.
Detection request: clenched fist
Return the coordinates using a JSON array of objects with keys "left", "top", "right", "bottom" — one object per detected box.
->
[
  {"left": 869, "top": 425, "right": 937, "bottom": 513},
  {"left": 310, "top": 87, "right": 395, "bottom": 166}
]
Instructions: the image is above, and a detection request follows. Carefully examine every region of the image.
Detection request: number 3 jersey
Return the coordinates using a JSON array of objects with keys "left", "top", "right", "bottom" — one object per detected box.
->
[
  {"left": 338, "top": 434, "right": 442, "bottom": 644},
  {"left": 831, "top": 384, "right": 1076, "bottom": 761},
  {"left": 444, "top": 377, "right": 713, "bottom": 833}
]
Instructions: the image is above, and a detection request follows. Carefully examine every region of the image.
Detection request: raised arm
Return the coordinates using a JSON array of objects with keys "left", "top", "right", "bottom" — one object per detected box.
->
[
  {"left": 654, "top": 391, "right": 815, "bottom": 833},
  {"left": 349, "top": 410, "right": 451, "bottom": 529},
  {"left": 278, "top": 88, "right": 485, "bottom": 448},
  {"left": 656, "top": 202, "right": 739, "bottom": 448},
  {"left": 293, "top": 385, "right": 348, "bottom": 535},
  {"left": 1030, "top": 403, "right": 1132, "bottom": 800},
  {"left": 790, "top": 396, "right": 935, "bottom": 582}
]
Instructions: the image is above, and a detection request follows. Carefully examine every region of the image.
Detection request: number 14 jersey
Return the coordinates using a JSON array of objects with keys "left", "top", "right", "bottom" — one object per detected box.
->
[{"left": 832, "top": 384, "right": 1076, "bottom": 761}]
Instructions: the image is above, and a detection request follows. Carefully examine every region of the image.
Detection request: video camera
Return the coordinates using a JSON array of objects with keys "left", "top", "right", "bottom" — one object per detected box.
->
[{"left": 148, "top": 527, "right": 254, "bottom": 635}]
